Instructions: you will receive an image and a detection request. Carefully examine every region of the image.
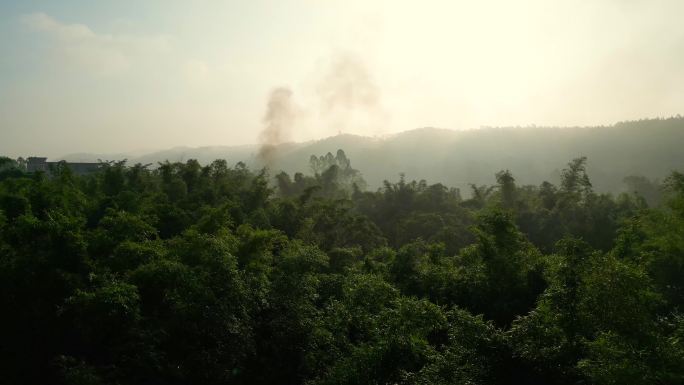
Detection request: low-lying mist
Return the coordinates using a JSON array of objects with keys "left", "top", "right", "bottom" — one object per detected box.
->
[{"left": 57, "top": 116, "right": 684, "bottom": 197}]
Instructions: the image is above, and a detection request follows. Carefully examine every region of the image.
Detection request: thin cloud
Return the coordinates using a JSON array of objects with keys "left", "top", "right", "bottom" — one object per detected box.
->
[{"left": 21, "top": 12, "right": 172, "bottom": 76}]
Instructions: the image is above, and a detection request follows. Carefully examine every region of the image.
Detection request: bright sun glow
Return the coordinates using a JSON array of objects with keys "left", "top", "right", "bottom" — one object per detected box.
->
[{"left": 1, "top": 0, "right": 683, "bottom": 157}]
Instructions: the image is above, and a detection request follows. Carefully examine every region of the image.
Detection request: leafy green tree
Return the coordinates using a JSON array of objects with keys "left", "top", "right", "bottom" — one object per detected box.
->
[
  {"left": 496, "top": 169, "right": 517, "bottom": 209},
  {"left": 456, "top": 210, "right": 546, "bottom": 326}
]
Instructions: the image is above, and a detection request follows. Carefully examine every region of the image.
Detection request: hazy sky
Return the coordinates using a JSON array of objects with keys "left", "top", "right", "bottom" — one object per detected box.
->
[{"left": 1, "top": 0, "right": 683, "bottom": 158}]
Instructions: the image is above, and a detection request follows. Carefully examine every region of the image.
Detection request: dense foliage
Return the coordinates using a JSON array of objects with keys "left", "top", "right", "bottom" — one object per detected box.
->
[{"left": 0, "top": 153, "right": 682, "bottom": 385}]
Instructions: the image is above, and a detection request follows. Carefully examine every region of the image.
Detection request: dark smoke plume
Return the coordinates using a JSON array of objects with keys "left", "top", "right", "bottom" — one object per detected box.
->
[
  {"left": 258, "top": 87, "right": 297, "bottom": 165},
  {"left": 257, "top": 54, "right": 386, "bottom": 165}
]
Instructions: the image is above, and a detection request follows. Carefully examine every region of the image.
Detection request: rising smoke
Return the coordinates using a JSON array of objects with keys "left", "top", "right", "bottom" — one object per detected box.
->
[
  {"left": 258, "top": 87, "right": 298, "bottom": 165},
  {"left": 317, "top": 53, "right": 387, "bottom": 136},
  {"left": 318, "top": 54, "right": 380, "bottom": 112},
  {"left": 257, "top": 53, "right": 386, "bottom": 167}
]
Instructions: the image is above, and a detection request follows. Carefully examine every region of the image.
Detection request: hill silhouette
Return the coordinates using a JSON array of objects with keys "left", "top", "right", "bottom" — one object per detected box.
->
[{"left": 61, "top": 116, "right": 684, "bottom": 193}]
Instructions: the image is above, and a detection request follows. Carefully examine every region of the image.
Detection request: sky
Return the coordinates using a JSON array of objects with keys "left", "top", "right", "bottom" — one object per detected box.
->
[{"left": 1, "top": 0, "right": 683, "bottom": 158}]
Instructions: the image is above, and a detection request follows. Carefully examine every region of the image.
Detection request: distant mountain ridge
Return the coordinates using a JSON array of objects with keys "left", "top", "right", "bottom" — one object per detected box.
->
[{"left": 59, "top": 117, "right": 684, "bottom": 193}]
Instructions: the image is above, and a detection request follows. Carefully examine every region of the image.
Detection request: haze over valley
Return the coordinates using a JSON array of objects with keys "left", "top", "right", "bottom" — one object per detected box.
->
[{"left": 56, "top": 117, "right": 684, "bottom": 195}]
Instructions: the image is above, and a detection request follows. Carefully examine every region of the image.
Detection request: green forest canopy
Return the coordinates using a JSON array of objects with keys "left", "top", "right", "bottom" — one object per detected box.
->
[{"left": 0, "top": 150, "right": 683, "bottom": 384}]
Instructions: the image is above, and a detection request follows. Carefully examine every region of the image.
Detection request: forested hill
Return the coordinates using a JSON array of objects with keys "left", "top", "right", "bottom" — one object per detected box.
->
[{"left": 62, "top": 116, "right": 684, "bottom": 193}]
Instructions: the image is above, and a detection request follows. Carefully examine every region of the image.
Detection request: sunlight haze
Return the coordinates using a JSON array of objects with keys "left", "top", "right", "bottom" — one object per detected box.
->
[{"left": 1, "top": 0, "right": 683, "bottom": 157}]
